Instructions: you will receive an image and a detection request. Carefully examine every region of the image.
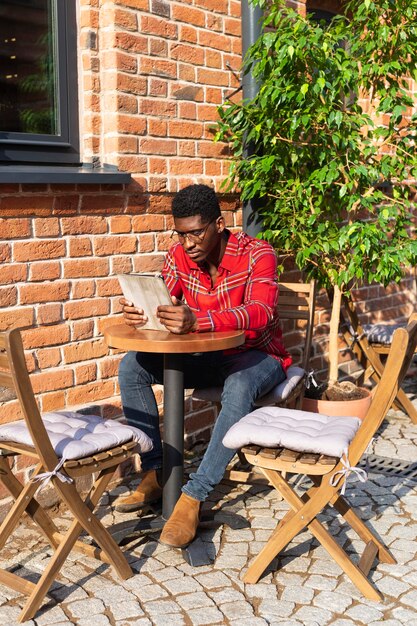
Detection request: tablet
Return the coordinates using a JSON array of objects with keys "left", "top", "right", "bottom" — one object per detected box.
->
[{"left": 117, "top": 273, "right": 172, "bottom": 331}]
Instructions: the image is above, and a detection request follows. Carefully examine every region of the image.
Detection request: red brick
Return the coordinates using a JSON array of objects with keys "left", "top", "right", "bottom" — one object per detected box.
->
[
  {"left": 103, "top": 93, "right": 138, "bottom": 114},
  {"left": 169, "top": 159, "right": 203, "bottom": 175},
  {"left": 94, "top": 235, "right": 138, "bottom": 256},
  {"left": 114, "top": 73, "right": 147, "bottom": 95},
  {"left": 104, "top": 135, "right": 138, "bottom": 154},
  {"left": 206, "top": 14, "right": 223, "bottom": 32},
  {"left": 140, "top": 138, "right": 177, "bottom": 155},
  {"left": 22, "top": 325, "right": 69, "bottom": 350},
  {"left": 14, "top": 240, "right": 65, "bottom": 263},
  {"left": 148, "top": 178, "right": 168, "bottom": 193},
  {"left": 206, "top": 87, "right": 223, "bottom": 104},
  {"left": 53, "top": 195, "right": 80, "bottom": 214},
  {"left": 205, "top": 49, "right": 222, "bottom": 69},
  {"left": 0, "top": 308, "right": 34, "bottom": 331},
  {"left": 29, "top": 261, "right": 61, "bottom": 282},
  {"left": 141, "top": 15, "right": 177, "bottom": 38},
  {"left": 0, "top": 264, "right": 27, "bottom": 284},
  {"left": 117, "top": 156, "right": 148, "bottom": 173},
  {"left": 31, "top": 369, "right": 74, "bottom": 394},
  {"left": 197, "top": 68, "right": 230, "bottom": 86},
  {"left": 133, "top": 255, "right": 165, "bottom": 273},
  {"left": 71, "top": 319, "right": 95, "bottom": 341},
  {"left": 195, "top": 0, "right": 228, "bottom": 12},
  {"left": 117, "top": 114, "right": 147, "bottom": 135},
  {"left": 66, "top": 380, "right": 115, "bottom": 406},
  {"left": 69, "top": 238, "right": 93, "bottom": 257},
  {"left": 64, "top": 299, "right": 110, "bottom": 320},
  {"left": 20, "top": 282, "right": 70, "bottom": 305},
  {"left": 102, "top": 50, "right": 138, "bottom": 73},
  {"left": 0, "top": 400, "right": 24, "bottom": 425},
  {"left": 149, "top": 119, "right": 168, "bottom": 136},
  {"left": 197, "top": 104, "right": 220, "bottom": 122},
  {"left": 63, "top": 258, "right": 109, "bottom": 278},
  {"left": 179, "top": 25, "right": 198, "bottom": 44},
  {"left": 79, "top": 196, "right": 125, "bottom": 214},
  {"left": 0, "top": 196, "right": 53, "bottom": 215},
  {"left": 75, "top": 363, "right": 97, "bottom": 385},
  {"left": 139, "top": 234, "right": 156, "bottom": 252},
  {"left": 0, "top": 243, "right": 11, "bottom": 262},
  {"left": 110, "top": 216, "right": 132, "bottom": 233},
  {"left": 178, "top": 102, "right": 197, "bottom": 119},
  {"left": 170, "top": 43, "right": 205, "bottom": 65},
  {"left": 178, "top": 64, "right": 196, "bottom": 82},
  {"left": 37, "top": 348, "right": 62, "bottom": 369},
  {"left": 140, "top": 58, "right": 177, "bottom": 79},
  {"left": 102, "top": 6, "right": 137, "bottom": 30},
  {"left": 114, "top": 31, "right": 148, "bottom": 54},
  {"left": 168, "top": 120, "right": 204, "bottom": 138},
  {"left": 172, "top": 5, "right": 205, "bottom": 26},
  {"left": 141, "top": 99, "right": 176, "bottom": 117},
  {"left": 0, "top": 286, "right": 17, "bottom": 306},
  {"left": 225, "top": 16, "right": 241, "bottom": 36},
  {"left": 114, "top": 0, "right": 149, "bottom": 10},
  {"left": 64, "top": 339, "right": 108, "bottom": 365},
  {"left": 198, "top": 141, "right": 228, "bottom": 157},
  {"left": 37, "top": 304, "right": 62, "bottom": 325},
  {"left": 96, "top": 277, "right": 121, "bottom": 297},
  {"left": 178, "top": 141, "right": 196, "bottom": 157},
  {"left": 149, "top": 77, "right": 168, "bottom": 97},
  {"left": 33, "top": 217, "right": 60, "bottom": 238},
  {"left": 0, "top": 218, "right": 31, "bottom": 239},
  {"left": 150, "top": 37, "right": 169, "bottom": 56},
  {"left": 72, "top": 280, "right": 96, "bottom": 299},
  {"left": 40, "top": 391, "right": 66, "bottom": 413},
  {"left": 156, "top": 232, "right": 172, "bottom": 251},
  {"left": 99, "top": 356, "right": 121, "bottom": 379},
  {"left": 132, "top": 214, "right": 165, "bottom": 232}
]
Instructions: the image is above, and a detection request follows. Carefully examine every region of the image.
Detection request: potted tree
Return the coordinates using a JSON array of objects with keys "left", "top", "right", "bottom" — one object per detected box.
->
[{"left": 214, "top": 0, "right": 417, "bottom": 408}]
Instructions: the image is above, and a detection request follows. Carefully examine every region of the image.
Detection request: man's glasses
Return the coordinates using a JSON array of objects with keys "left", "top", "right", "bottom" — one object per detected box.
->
[{"left": 171, "top": 219, "right": 215, "bottom": 244}]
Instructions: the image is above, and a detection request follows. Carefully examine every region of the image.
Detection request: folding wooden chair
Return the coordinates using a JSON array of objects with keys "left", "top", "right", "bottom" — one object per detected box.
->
[
  {"left": 192, "top": 280, "right": 316, "bottom": 484},
  {"left": 342, "top": 295, "right": 417, "bottom": 424},
  {"left": 0, "top": 327, "right": 152, "bottom": 622},
  {"left": 222, "top": 319, "right": 417, "bottom": 600}
]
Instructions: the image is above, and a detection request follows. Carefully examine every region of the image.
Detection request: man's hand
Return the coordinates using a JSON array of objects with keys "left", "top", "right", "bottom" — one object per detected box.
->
[
  {"left": 157, "top": 296, "right": 198, "bottom": 334},
  {"left": 119, "top": 297, "right": 148, "bottom": 327}
]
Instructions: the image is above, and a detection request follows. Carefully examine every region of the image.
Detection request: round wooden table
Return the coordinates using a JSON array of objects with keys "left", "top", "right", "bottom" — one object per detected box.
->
[{"left": 104, "top": 324, "right": 245, "bottom": 520}]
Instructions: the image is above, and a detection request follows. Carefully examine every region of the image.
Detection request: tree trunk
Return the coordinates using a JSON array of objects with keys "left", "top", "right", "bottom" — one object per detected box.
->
[{"left": 328, "top": 283, "right": 342, "bottom": 387}]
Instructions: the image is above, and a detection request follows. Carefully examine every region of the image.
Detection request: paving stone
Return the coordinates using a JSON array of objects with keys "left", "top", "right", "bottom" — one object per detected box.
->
[
  {"left": 76, "top": 616, "right": 111, "bottom": 626},
  {"left": 303, "top": 574, "right": 338, "bottom": 591},
  {"left": 258, "top": 597, "right": 295, "bottom": 618},
  {"left": 346, "top": 603, "right": 385, "bottom": 622},
  {"left": 162, "top": 575, "right": 203, "bottom": 595},
  {"left": 143, "top": 599, "right": 183, "bottom": 616},
  {"left": 293, "top": 605, "right": 333, "bottom": 624},
  {"left": 67, "top": 599, "right": 106, "bottom": 619},
  {"left": 109, "top": 600, "right": 145, "bottom": 620},
  {"left": 175, "top": 592, "right": 216, "bottom": 611},
  {"left": 375, "top": 575, "right": 410, "bottom": 596},
  {"left": 35, "top": 605, "right": 69, "bottom": 624},
  {"left": 148, "top": 615, "right": 186, "bottom": 626},
  {"left": 194, "top": 571, "right": 233, "bottom": 589},
  {"left": 281, "top": 585, "right": 315, "bottom": 604},
  {"left": 313, "top": 590, "right": 352, "bottom": 612},
  {"left": 186, "top": 606, "right": 225, "bottom": 624}
]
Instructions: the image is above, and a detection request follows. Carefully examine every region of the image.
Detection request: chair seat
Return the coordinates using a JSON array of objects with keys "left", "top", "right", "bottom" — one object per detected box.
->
[
  {"left": 0, "top": 411, "right": 153, "bottom": 461},
  {"left": 222, "top": 406, "right": 361, "bottom": 458},
  {"left": 361, "top": 323, "right": 403, "bottom": 345},
  {"left": 193, "top": 365, "right": 305, "bottom": 405}
]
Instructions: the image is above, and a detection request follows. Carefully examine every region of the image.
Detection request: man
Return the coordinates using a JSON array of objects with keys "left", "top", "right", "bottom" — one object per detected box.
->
[{"left": 115, "top": 184, "right": 291, "bottom": 548}]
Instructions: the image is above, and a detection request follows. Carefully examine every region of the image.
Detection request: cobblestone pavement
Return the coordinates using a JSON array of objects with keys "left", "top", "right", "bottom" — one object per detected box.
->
[{"left": 1, "top": 399, "right": 417, "bottom": 626}]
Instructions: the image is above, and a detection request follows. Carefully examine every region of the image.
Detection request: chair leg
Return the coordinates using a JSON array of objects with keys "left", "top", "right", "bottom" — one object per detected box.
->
[
  {"left": 19, "top": 467, "right": 132, "bottom": 622},
  {"left": 244, "top": 468, "right": 382, "bottom": 601},
  {"left": 0, "top": 458, "right": 60, "bottom": 549},
  {"left": 330, "top": 491, "right": 396, "bottom": 564}
]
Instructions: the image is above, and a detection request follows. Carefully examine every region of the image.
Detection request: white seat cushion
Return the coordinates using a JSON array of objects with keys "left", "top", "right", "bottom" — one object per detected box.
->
[
  {"left": 222, "top": 406, "right": 361, "bottom": 458},
  {"left": 193, "top": 366, "right": 305, "bottom": 405},
  {"left": 0, "top": 411, "right": 153, "bottom": 461},
  {"left": 363, "top": 323, "right": 403, "bottom": 345}
]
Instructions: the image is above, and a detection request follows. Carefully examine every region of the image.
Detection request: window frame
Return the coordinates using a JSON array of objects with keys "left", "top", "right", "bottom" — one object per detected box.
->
[{"left": 0, "top": 0, "right": 80, "bottom": 166}]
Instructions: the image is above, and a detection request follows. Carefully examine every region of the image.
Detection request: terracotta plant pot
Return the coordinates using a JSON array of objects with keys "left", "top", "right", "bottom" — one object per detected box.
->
[{"left": 302, "top": 388, "right": 372, "bottom": 421}]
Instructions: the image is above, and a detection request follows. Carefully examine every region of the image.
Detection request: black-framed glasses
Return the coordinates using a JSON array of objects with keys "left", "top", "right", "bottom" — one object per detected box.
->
[{"left": 171, "top": 219, "right": 215, "bottom": 244}]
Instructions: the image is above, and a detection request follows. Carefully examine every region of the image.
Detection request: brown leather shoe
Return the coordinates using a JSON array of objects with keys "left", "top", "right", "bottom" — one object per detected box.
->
[
  {"left": 159, "top": 493, "right": 201, "bottom": 548},
  {"left": 114, "top": 469, "right": 162, "bottom": 512}
]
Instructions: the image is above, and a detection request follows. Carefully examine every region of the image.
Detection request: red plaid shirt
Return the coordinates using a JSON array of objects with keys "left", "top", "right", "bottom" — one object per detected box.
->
[{"left": 162, "top": 231, "right": 292, "bottom": 370}]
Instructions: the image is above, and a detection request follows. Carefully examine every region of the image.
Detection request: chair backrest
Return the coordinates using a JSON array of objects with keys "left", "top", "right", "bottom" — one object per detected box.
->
[
  {"left": 277, "top": 281, "right": 316, "bottom": 370},
  {"left": 0, "top": 328, "right": 59, "bottom": 471},
  {"left": 349, "top": 318, "right": 417, "bottom": 466}
]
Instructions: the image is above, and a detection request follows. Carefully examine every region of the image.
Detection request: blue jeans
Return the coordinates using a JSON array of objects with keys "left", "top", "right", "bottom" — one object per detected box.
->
[{"left": 118, "top": 349, "right": 286, "bottom": 502}]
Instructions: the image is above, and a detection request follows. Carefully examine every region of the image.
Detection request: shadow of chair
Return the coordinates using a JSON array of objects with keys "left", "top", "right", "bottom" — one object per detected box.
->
[
  {"left": 342, "top": 295, "right": 417, "bottom": 424},
  {"left": 0, "top": 327, "right": 152, "bottom": 623},
  {"left": 192, "top": 280, "right": 316, "bottom": 484},
  {"left": 222, "top": 318, "right": 417, "bottom": 600}
]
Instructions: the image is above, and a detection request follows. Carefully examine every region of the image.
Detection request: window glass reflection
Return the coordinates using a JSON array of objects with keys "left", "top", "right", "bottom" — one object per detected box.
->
[{"left": 0, "top": 0, "right": 58, "bottom": 135}]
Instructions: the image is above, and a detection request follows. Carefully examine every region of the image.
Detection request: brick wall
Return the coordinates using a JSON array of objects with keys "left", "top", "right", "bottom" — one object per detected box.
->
[{"left": 0, "top": 0, "right": 416, "bottom": 508}]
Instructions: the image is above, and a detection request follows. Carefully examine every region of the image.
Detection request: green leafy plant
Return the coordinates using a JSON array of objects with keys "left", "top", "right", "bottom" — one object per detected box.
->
[{"left": 215, "top": 0, "right": 417, "bottom": 394}]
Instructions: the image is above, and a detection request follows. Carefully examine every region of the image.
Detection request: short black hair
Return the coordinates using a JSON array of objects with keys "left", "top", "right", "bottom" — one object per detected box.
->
[{"left": 172, "top": 184, "right": 221, "bottom": 222}]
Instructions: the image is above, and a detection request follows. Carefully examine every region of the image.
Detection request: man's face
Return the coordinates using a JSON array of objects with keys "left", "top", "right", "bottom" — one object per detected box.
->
[{"left": 172, "top": 215, "right": 224, "bottom": 263}]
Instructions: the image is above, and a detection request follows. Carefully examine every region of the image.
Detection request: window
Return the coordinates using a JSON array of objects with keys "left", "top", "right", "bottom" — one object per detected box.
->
[{"left": 0, "top": 0, "right": 80, "bottom": 165}]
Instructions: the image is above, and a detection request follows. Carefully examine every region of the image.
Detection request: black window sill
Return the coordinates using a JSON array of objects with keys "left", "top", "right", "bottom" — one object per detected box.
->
[{"left": 0, "top": 164, "right": 132, "bottom": 184}]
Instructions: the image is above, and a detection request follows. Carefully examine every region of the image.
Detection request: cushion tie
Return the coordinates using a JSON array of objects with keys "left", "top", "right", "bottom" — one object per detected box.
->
[
  {"left": 30, "top": 457, "right": 73, "bottom": 491},
  {"left": 329, "top": 448, "right": 367, "bottom": 495}
]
